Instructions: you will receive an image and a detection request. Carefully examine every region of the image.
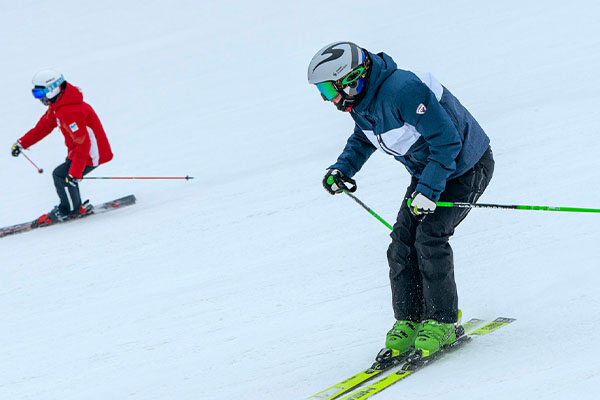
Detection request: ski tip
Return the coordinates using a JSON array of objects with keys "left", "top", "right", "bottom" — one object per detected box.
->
[
  {"left": 495, "top": 317, "right": 517, "bottom": 323},
  {"left": 118, "top": 194, "right": 137, "bottom": 204}
]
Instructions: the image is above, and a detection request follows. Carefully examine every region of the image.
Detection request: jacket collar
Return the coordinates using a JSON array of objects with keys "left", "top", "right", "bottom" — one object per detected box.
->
[{"left": 352, "top": 51, "right": 397, "bottom": 114}]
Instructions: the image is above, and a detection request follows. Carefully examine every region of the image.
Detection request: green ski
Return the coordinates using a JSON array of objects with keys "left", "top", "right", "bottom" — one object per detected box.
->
[
  {"left": 305, "top": 318, "right": 487, "bottom": 400},
  {"left": 335, "top": 317, "right": 515, "bottom": 400}
]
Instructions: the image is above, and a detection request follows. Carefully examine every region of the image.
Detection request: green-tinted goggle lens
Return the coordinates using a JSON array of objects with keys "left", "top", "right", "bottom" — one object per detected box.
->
[{"left": 315, "top": 81, "right": 339, "bottom": 101}]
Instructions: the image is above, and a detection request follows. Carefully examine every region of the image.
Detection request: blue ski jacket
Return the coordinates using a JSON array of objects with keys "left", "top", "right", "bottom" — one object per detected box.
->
[{"left": 329, "top": 51, "right": 490, "bottom": 201}]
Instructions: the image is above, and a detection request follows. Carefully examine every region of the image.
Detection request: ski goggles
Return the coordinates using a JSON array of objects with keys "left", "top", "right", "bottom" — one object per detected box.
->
[
  {"left": 31, "top": 86, "right": 48, "bottom": 99},
  {"left": 315, "top": 64, "right": 368, "bottom": 101},
  {"left": 315, "top": 81, "right": 339, "bottom": 101}
]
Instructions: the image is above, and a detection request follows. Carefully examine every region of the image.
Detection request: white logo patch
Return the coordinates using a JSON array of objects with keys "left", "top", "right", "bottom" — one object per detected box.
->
[
  {"left": 416, "top": 104, "right": 427, "bottom": 115},
  {"left": 69, "top": 122, "right": 79, "bottom": 132}
]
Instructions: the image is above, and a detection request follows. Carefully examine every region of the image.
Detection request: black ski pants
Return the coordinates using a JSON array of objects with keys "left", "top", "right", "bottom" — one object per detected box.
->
[
  {"left": 387, "top": 147, "right": 494, "bottom": 323},
  {"left": 53, "top": 159, "right": 96, "bottom": 214}
]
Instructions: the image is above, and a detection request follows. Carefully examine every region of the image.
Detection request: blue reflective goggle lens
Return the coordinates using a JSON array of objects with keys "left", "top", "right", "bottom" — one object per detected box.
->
[
  {"left": 315, "top": 81, "right": 339, "bottom": 101},
  {"left": 32, "top": 87, "right": 46, "bottom": 99}
]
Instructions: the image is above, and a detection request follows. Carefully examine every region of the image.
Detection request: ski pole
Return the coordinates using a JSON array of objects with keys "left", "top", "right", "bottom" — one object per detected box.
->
[
  {"left": 21, "top": 152, "right": 44, "bottom": 174},
  {"left": 343, "top": 190, "right": 394, "bottom": 231},
  {"left": 343, "top": 191, "right": 600, "bottom": 234},
  {"left": 82, "top": 176, "right": 194, "bottom": 180},
  {"left": 436, "top": 201, "right": 600, "bottom": 213}
]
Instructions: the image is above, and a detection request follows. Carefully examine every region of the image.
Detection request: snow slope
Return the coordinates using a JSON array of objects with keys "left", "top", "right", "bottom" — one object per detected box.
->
[{"left": 1, "top": 1, "right": 600, "bottom": 399}]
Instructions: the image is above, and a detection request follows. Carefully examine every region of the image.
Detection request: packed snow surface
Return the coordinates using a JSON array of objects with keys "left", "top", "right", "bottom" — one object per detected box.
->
[{"left": 1, "top": 1, "right": 600, "bottom": 399}]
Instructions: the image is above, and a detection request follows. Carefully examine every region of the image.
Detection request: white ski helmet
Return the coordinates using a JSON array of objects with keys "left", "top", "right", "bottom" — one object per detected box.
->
[
  {"left": 307, "top": 41, "right": 371, "bottom": 111},
  {"left": 31, "top": 69, "right": 65, "bottom": 104}
]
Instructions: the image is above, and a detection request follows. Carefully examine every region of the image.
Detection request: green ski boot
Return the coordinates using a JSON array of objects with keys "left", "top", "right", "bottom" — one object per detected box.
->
[
  {"left": 385, "top": 320, "right": 422, "bottom": 354},
  {"left": 413, "top": 320, "right": 458, "bottom": 358}
]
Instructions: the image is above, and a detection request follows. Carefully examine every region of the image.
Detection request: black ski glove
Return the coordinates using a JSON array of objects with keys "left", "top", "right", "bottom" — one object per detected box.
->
[
  {"left": 322, "top": 169, "right": 357, "bottom": 195},
  {"left": 65, "top": 175, "right": 81, "bottom": 187},
  {"left": 11, "top": 142, "right": 23, "bottom": 157}
]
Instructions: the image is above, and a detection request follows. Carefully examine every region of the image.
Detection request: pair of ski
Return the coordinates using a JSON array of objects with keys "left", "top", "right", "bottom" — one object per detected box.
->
[
  {"left": 0, "top": 194, "right": 136, "bottom": 239},
  {"left": 306, "top": 317, "right": 515, "bottom": 400}
]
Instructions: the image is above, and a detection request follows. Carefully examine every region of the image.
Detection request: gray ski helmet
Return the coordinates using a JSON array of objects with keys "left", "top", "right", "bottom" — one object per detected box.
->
[
  {"left": 308, "top": 41, "right": 370, "bottom": 112},
  {"left": 307, "top": 41, "right": 364, "bottom": 84}
]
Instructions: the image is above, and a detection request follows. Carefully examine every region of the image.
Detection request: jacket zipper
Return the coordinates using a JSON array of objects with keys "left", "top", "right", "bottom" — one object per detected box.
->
[{"left": 376, "top": 134, "right": 403, "bottom": 156}]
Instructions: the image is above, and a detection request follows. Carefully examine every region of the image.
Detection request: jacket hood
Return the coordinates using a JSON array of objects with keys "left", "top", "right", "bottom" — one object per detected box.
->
[
  {"left": 353, "top": 51, "right": 397, "bottom": 113},
  {"left": 51, "top": 83, "right": 84, "bottom": 109}
]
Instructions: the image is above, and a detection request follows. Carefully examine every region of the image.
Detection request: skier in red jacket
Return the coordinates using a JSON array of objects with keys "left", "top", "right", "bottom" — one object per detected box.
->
[{"left": 11, "top": 70, "right": 113, "bottom": 226}]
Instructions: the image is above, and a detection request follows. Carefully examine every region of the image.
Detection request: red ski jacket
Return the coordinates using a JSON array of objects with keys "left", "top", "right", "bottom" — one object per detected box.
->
[{"left": 19, "top": 83, "right": 113, "bottom": 178}]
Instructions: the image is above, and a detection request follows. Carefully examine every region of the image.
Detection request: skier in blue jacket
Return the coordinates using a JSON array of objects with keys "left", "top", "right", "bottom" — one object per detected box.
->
[{"left": 308, "top": 42, "right": 494, "bottom": 358}]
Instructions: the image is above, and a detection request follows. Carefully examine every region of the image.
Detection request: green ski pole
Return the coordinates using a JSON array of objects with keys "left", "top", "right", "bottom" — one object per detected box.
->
[
  {"left": 342, "top": 195, "right": 600, "bottom": 234},
  {"left": 341, "top": 188, "right": 600, "bottom": 234},
  {"left": 436, "top": 201, "right": 600, "bottom": 213},
  {"left": 343, "top": 190, "right": 394, "bottom": 231}
]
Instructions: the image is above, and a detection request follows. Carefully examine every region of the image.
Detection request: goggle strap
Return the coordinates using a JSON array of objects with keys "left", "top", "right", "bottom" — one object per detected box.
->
[
  {"left": 45, "top": 75, "right": 65, "bottom": 93},
  {"left": 337, "top": 55, "right": 371, "bottom": 88}
]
